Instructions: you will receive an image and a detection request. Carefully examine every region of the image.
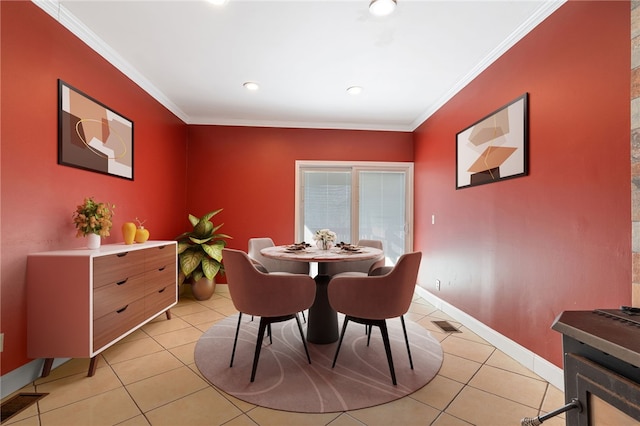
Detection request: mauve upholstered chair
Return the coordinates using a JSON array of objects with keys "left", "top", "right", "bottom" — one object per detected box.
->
[
  {"left": 222, "top": 248, "right": 316, "bottom": 382},
  {"left": 327, "top": 251, "right": 422, "bottom": 385},
  {"left": 248, "top": 237, "right": 310, "bottom": 275},
  {"left": 322, "top": 239, "right": 385, "bottom": 277},
  {"left": 248, "top": 237, "right": 310, "bottom": 322}
]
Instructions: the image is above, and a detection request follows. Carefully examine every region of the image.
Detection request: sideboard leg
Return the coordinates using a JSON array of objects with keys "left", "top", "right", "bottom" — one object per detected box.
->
[
  {"left": 87, "top": 356, "right": 99, "bottom": 377},
  {"left": 165, "top": 309, "right": 172, "bottom": 320},
  {"left": 41, "top": 358, "right": 54, "bottom": 377}
]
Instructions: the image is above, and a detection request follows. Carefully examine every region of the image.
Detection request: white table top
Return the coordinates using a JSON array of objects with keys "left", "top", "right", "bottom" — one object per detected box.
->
[{"left": 260, "top": 245, "right": 383, "bottom": 263}]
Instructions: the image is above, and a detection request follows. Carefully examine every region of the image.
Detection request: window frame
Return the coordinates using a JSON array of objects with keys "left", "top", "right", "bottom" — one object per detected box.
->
[{"left": 295, "top": 160, "right": 414, "bottom": 257}]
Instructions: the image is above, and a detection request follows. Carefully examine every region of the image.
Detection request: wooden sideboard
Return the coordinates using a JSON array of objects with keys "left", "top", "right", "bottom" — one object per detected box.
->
[{"left": 27, "top": 241, "right": 177, "bottom": 377}]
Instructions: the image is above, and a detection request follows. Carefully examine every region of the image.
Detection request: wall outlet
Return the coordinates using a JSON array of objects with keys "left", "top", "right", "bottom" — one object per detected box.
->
[{"left": 435, "top": 279, "right": 441, "bottom": 291}]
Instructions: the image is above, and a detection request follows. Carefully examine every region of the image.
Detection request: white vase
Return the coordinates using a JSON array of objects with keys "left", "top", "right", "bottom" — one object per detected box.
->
[{"left": 86, "top": 233, "right": 101, "bottom": 249}]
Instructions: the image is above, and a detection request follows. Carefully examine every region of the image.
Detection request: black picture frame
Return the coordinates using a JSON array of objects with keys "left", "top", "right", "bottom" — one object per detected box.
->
[
  {"left": 58, "top": 79, "right": 134, "bottom": 180},
  {"left": 456, "top": 93, "right": 528, "bottom": 189}
]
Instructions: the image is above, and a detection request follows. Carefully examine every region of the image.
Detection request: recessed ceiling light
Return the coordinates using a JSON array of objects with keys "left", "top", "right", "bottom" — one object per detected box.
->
[
  {"left": 207, "top": 0, "right": 229, "bottom": 6},
  {"left": 347, "top": 86, "right": 363, "bottom": 95},
  {"left": 243, "top": 81, "right": 259, "bottom": 91},
  {"left": 369, "top": 0, "right": 397, "bottom": 17}
]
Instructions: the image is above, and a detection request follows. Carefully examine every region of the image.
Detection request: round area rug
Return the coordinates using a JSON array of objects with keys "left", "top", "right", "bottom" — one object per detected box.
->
[{"left": 194, "top": 313, "right": 443, "bottom": 413}]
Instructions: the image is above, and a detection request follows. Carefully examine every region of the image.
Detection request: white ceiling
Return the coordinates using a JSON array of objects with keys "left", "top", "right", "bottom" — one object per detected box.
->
[{"left": 36, "top": 0, "right": 565, "bottom": 131}]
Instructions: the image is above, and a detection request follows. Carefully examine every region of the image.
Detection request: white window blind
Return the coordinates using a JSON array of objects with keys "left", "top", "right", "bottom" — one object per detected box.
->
[
  {"left": 303, "top": 170, "right": 351, "bottom": 243},
  {"left": 296, "top": 161, "right": 413, "bottom": 265},
  {"left": 359, "top": 171, "right": 406, "bottom": 262}
]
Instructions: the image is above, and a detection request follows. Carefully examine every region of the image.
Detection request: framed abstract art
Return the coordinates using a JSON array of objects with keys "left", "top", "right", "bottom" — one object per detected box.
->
[
  {"left": 58, "top": 80, "right": 134, "bottom": 180},
  {"left": 456, "top": 93, "right": 528, "bottom": 189}
]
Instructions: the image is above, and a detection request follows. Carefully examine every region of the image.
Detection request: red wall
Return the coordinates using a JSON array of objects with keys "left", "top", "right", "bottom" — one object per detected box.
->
[
  {"left": 187, "top": 126, "right": 413, "bottom": 261},
  {"left": 413, "top": 0, "right": 630, "bottom": 366},
  {"left": 1, "top": 2, "right": 188, "bottom": 374},
  {"left": 1, "top": 0, "right": 630, "bottom": 380}
]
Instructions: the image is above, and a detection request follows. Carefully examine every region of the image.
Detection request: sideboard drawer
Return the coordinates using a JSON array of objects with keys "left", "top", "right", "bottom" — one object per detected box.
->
[
  {"left": 93, "top": 297, "right": 146, "bottom": 350},
  {"left": 93, "top": 250, "right": 146, "bottom": 289},
  {"left": 145, "top": 263, "right": 176, "bottom": 294},
  {"left": 146, "top": 284, "right": 176, "bottom": 317},
  {"left": 146, "top": 244, "right": 176, "bottom": 271},
  {"left": 93, "top": 273, "right": 146, "bottom": 320}
]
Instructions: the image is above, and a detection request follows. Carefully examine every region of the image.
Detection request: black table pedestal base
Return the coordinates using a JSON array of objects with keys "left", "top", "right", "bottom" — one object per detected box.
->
[{"left": 306, "top": 274, "right": 339, "bottom": 344}]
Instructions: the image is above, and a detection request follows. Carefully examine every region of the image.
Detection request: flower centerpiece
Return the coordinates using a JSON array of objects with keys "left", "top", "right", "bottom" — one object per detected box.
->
[
  {"left": 313, "top": 228, "right": 337, "bottom": 250},
  {"left": 72, "top": 197, "right": 114, "bottom": 249}
]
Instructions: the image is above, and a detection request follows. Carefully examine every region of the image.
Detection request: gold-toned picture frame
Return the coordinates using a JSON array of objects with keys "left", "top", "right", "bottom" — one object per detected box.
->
[
  {"left": 456, "top": 93, "right": 528, "bottom": 189},
  {"left": 58, "top": 80, "right": 134, "bottom": 180}
]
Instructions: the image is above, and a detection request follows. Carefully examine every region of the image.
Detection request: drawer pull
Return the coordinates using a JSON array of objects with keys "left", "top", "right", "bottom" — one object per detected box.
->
[
  {"left": 158, "top": 288, "right": 166, "bottom": 294},
  {"left": 158, "top": 246, "right": 166, "bottom": 250},
  {"left": 116, "top": 279, "right": 128, "bottom": 285},
  {"left": 116, "top": 305, "right": 129, "bottom": 314},
  {"left": 158, "top": 266, "right": 166, "bottom": 272},
  {"left": 116, "top": 252, "right": 129, "bottom": 258}
]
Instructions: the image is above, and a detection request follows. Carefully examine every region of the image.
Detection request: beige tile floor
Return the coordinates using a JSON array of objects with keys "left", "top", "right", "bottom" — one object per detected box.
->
[{"left": 3, "top": 285, "right": 565, "bottom": 426}]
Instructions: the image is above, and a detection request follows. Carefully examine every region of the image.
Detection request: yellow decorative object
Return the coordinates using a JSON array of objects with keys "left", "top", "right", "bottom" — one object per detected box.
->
[
  {"left": 135, "top": 218, "right": 150, "bottom": 243},
  {"left": 135, "top": 227, "right": 150, "bottom": 243},
  {"left": 122, "top": 222, "right": 136, "bottom": 245}
]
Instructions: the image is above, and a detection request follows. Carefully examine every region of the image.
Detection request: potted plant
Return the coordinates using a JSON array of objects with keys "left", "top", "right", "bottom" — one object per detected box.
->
[
  {"left": 72, "top": 197, "right": 115, "bottom": 249},
  {"left": 176, "top": 209, "right": 231, "bottom": 300}
]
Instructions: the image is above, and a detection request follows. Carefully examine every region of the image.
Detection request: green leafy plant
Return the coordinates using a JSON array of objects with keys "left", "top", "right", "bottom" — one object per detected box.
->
[
  {"left": 72, "top": 197, "right": 115, "bottom": 237},
  {"left": 176, "top": 209, "right": 232, "bottom": 283}
]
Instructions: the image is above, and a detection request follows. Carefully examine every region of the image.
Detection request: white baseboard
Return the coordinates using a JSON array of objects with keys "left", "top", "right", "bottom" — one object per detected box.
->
[
  {"left": 415, "top": 286, "right": 564, "bottom": 391},
  {"left": 1, "top": 358, "right": 69, "bottom": 399}
]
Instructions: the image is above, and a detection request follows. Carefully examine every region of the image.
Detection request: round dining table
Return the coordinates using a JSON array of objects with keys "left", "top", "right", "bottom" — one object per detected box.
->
[{"left": 260, "top": 245, "right": 384, "bottom": 344}]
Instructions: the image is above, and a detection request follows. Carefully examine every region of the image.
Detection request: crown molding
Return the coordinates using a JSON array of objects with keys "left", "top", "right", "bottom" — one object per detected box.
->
[
  {"left": 187, "top": 115, "right": 413, "bottom": 132},
  {"left": 32, "top": 0, "right": 566, "bottom": 132},
  {"left": 31, "top": 0, "right": 190, "bottom": 123},
  {"left": 410, "top": 0, "right": 567, "bottom": 131}
]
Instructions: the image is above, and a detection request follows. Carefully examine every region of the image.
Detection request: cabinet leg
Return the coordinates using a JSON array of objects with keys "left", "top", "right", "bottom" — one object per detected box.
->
[
  {"left": 87, "top": 356, "right": 99, "bottom": 377},
  {"left": 165, "top": 309, "right": 172, "bottom": 320},
  {"left": 41, "top": 358, "right": 54, "bottom": 378}
]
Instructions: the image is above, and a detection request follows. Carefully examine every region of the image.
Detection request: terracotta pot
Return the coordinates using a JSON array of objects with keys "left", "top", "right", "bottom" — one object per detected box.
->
[{"left": 190, "top": 277, "right": 216, "bottom": 301}]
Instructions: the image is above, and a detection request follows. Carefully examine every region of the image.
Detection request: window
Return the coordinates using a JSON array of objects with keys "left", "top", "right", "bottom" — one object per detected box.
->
[{"left": 295, "top": 161, "right": 413, "bottom": 265}]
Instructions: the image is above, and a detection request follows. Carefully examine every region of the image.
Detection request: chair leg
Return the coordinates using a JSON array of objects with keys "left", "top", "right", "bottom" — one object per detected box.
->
[
  {"left": 301, "top": 310, "right": 306, "bottom": 323},
  {"left": 366, "top": 324, "right": 372, "bottom": 346},
  {"left": 251, "top": 318, "right": 269, "bottom": 382},
  {"left": 294, "top": 313, "right": 311, "bottom": 364},
  {"left": 230, "top": 312, "right": 243, "bottom": 368},
  {"left": 400, "top": 315, "right": 414, "bottom": 370},
  {"left": 379, "top": 320, "right": 397, "bottom": 385},
  {"left": 332, "top": 316, "right": 351, "bottom": 368},
  {"left": 268, "top": 323, "right": 272, "bottom": 344}
]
